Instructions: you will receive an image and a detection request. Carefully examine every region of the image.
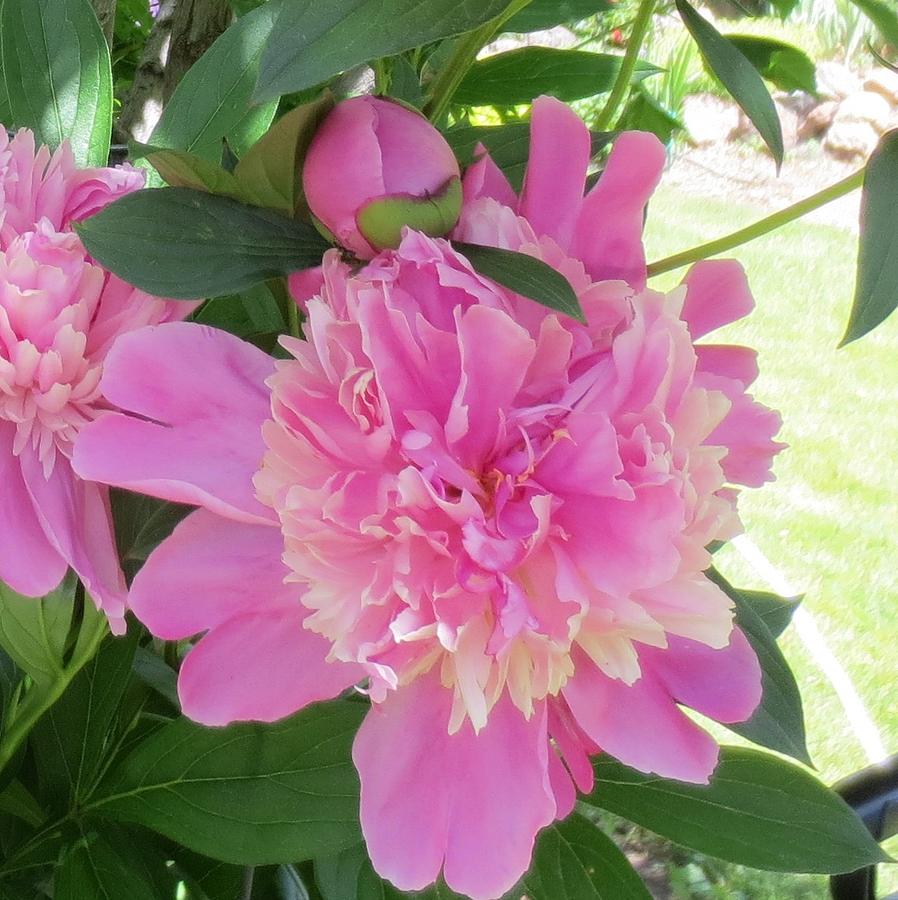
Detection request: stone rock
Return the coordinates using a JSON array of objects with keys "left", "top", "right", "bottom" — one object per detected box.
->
[
  {"left": 824, "top": 119, "right": 880, "bottom": 159},
  {"left": 682, "top": 94, "right": 740, "bottom": 146},
  {"left": 816, "top": 61, "right": 862, "bottom": 101},
  {"left": 863, "top": 67, "right": 898, "bottom": 105},
  {"left": 834, "top": 91, "right": 892, "bottom": 133},
  {"left": 798, "top": 100, "right": 839, "bottom": 140}
]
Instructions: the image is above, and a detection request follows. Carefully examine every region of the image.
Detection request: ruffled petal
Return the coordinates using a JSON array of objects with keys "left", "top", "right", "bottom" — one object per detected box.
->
[
  {"left": 0, "top": 424, "right": 67, "bottom": 596},
  {"left": 680, "top": 259, "right": 754, "bottom": 339},
  {"left": 130, "top": 509, "right": 291, "bottom": 640},
  {"left": 354, "top": 671, "right": 556, "bottom": 899},
  {"left": 179, "top": 606, "right": 363, "bottom": 726},
  {"left": 73, "top": 323, "right": 275, "bottom": 524},
  {"left": 564, "top": 649, "right": 720, "bottom": 783},
  {"left": 19, "top": 451, "right": 126, "bottom": 630},
  {"left": 461, "top": 145, "right": 517, "bottom": 208},
  {"left": 571, "top": 131, "right": 666, "bottom": 290},
  {"left": 519, "top": 96, "right": 591, "bottom": 247}
]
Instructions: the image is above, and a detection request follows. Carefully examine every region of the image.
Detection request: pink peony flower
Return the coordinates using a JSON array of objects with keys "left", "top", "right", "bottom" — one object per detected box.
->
[
  {"left": 73, "top": 97, "right": 783, "bottom": 898},
  {"left": 0, "top": 128, "right": 194, "bottom": 630},
  {"left": 303, "top": 96, "right": 462, "bottom": 259}
]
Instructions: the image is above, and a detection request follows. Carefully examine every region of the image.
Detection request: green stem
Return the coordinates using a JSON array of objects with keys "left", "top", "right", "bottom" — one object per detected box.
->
[
  {"left": 593, "top": 0, "right": 657, "bottom": 131},
  {"left": 424, "top": 0, "right": 534, "bottom": 123},
  {"left": 646, "top": 168, "right": 864, "bottom": 277},
  {"left": 0, "top": 614, "right": 107, "bottom": 775}
]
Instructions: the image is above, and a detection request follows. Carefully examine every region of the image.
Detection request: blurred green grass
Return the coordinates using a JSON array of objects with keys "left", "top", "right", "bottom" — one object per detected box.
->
[{"left": 643, "top": 184, "right": 898, "bottom": 896}]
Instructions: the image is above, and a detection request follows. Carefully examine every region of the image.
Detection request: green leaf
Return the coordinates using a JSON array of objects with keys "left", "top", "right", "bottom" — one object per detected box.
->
[
  {"left": 505, "top": 0, "right": 612, "bottom": 32},
  {"left": 316, "top": 815, "right": 649, "bottom": 899},
  {"left": 676, "top": 0, "right": 783, "bottom": 167},
  {"left": 708, "top": 569, "right": 810, "bottom": 764},
  {"left": 618, "top": 85, "right": 683, "bottom": 145},
  {"left": 725, "top": 35, "right": 817, "bottom": 94},
  {"left": 388, "top": 57, "right": 425, "bottom": 109},
  {"left": 455, "top": 242, "right": 585, "bottom": 322},
  {"left": 195, "top": 283, "right": 287, "bottom": 340},
  {"left": 731, "top": 586, "right": 801, "bottom": 639},
  {"left": 445, "top": 123, "right": 613, "bottom": 191},
  {"left": 455, "top": 49, "right": 659, "bottom": 106},
  {"left": 848, "top": 0, "right": 898, "bottom": 49},
  {"left": 131, "top": 647, "right": 179, "bottom": 708},
  {"left": 75, "top": 187, "right": 332, "bottom": 300},
  {"left": 234, "top": 92, "right": 335, "bottom": 215},
  {"left": 90, "top": 700, "right": 365, "bottom": 864},
  {"left": 841, "top": 129, "right": 898, "bottom": 345},
  {"left": 144, "top": 147, "right": 248, "bottom": 198},
  {"left": 0, "top": 0, "right": 112, "bottom": 165},
  {"left": 0, "top": 647, "right": 20, "bottom": 736},
  {"left": 0, "top": 575, "right": 75, "bottom": 686},
  {"left": 55, "top": 826, "right": 173, "bottom": 900},
  {"left": 256, "top": 0, "right": 514, "bottom": 101},
  {"left": 0, "top": 781, "right": 44, "bottom": 829},
  {"left": 150, "top": 2, "right": 281, "bottom": 160},
  {"left": 31, "top": 631, "right": 138, "bottom": 811},
  {"left": 583, "top": 747, "right": 888, "bottom": 873}
]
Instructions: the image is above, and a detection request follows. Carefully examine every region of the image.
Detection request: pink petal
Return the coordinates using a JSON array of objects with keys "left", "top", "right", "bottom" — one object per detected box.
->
[
  {"left": 179, "top": 606, "right": 363, "bottom": 726},
  {"left": 130, "top": 509, "right": 291, "bottom": 640},
  {"left": 19, "top": 451, "right": 126, "bottom": 630},
  {"left": 354, "top": 672, "right": 556, "bottom": 899},
  {"left": 695, "top": 344, "right": 759, "bottom": 387},
  {"left": 680, "top": 259, "right": 754, "bottom": 339},
  {"left": 0, "top": 425, "right": 67, "bottom": 596},
  {"left": 564, "top": 649, "right": 720, "bottom": 783},
  {"left": 461, "top": 146, "right": 517, "bottom": 208},
  {"left": 642, "top": 628, "right": 762, "bottom": 724},
  {"left": 519, "top": 96, "right": 591, "bottom": 247},
  {"left": 287, "top": 266, "right": 325, "bottom": 310},
  {"left": 708, "top": 391, "right": 784, "bottom": 487},
  {"left": 571, "top": 131, "right": 666, "bottom": 290},
  {"left": 73, "top": 323, "right": 276, "bottom": 524}
]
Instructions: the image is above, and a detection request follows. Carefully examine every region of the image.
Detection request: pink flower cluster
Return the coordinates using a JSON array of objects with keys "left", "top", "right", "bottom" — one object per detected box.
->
[
  {"left": 68, "top": 97, "right": 783, "bottom": 898},
  {"left": 0, "top": 129, "right": 192, "bottom": 629}
]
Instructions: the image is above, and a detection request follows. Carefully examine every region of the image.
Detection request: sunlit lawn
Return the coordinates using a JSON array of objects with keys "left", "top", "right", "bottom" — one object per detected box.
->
[{"left": 643, "top": 184, "right": 898, "bottom": 896}]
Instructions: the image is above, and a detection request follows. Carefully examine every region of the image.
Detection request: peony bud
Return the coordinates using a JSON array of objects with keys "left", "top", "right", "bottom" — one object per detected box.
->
[{"left": 302, "top": 95, "right": 461, "bottom": 259}]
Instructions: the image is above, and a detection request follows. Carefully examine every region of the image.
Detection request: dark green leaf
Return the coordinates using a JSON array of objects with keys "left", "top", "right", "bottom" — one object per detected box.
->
[
  {"left": 144, "top": 147, "right": 247, "bottom": 199},
  {"left": 445, "top": 123, "right": 613, "bottom": 191},
  {"left": 841, "top": 129, "right": 898, "bottom": 344},
  {"left": 618, "top": 85, "right": 683, "bottom": 145},
  {"left": 90, "top": 701, "right": 365, "bottom": 864},
  {"left": 0, "top": 647, "right": 20, "bottom": 736},
  {"left": 0, "top": 781, "right": 44, "bottom": 829},
  {"left": 125, "top": 502, "right": 193, "bottom": 564},
  {"left": 316, "top": 815, "right": 649, "bottom": 899},
  {"left": 505, "top": 0, "right": 612, "bottom": 32},
  {"left": 583, "top": 747, "right": 888, "bottom": 873},
  {"left": 725, "top": 35, "right": 817, "bottom": 94},
  {"left": 848, "top": 0, "right": 898, "bottom": 49},
  {"left": 234, "top": 93, "right": 335, "bottom": 215},
  {"left": 55, "top": 826, "right": 171, "bottom": 900},
  {"left": 676, "top": 0, "right": 783, "bottom": 166},
  {"left": 75, "top": 187, "right": 332, "bottom": 299},
  {"left": 0, "top": 574, "right": 75, "bottom": 686},
  {"left": 708, "top": 569, "right": 810, "bottom": 764},
  {"left": 731, "top": 586, "right": 801, "bottom": 638},
  {"left": 131, "top": 647, "right": 179, "bottom": 708},
  {"left": 194, "top": 284, "right": 287, "bottom": 340},
  {"left": 150, "top": 2, "right": 281, "bottom": 160},
  {"left": 455, "top": 49, "right": 659, "bottom": 106},
  {"left": 388, "top": 57, "right": 425, "bottom": 109},
  {"left": 455, "top": 242, "right": 585, "bottom": 322},
  {"left": 769, "top": 0, "right": 800, "bottom": 19},
  {"left": 256, "top": 0, "right": 514, "bottom": 101},
  {"left": 0, "top": 0, "right": 112, "bottom": 166},
  {"left": 31, "top": 631, "right": 138, "bottom": 811},
  {"left": 171, "top": 849, "right": 245, "bottom": 900}
]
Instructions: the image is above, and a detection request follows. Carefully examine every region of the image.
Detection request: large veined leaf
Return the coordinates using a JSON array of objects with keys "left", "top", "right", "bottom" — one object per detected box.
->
[
  {"left": 445, "top": 123, "right": 613, "bottom": 191},
  {"left": 841, "top": 129, "right": 898, "bottom": 344},
  {"left": 583, "top": 748, "right": 888, "bottom": 873},
  {"left": 676, "top": 0, "right": 783, "bottom": 166},
  {"left": 75, "top": 187, "right": 331, "bottom": 299},
  {"left": 505, "top": 0, "right": 612, "bottom": 32},
  {"left": 149, "top": 1, "right": 281, "bottom": 160},
  {"left": 0, "top": 0, "right": 112, "bottom": 166},
  {"left": 455, "top": 242, "right": 585, "bottom": 322},
  {"left": 454, "top": 48, "right": 659, "bottom": 106},
  {"left": 256, "top": 0, "right": 514, "bottom": 101},
  {"left": 88, "top": 701, "right": 366, "bottom": 864},
  {"left": 316, "top": 814, "right": 650, "bottom": 899},
  {"left": 709, "top": 569, "right": 810, "bottom": 764}
]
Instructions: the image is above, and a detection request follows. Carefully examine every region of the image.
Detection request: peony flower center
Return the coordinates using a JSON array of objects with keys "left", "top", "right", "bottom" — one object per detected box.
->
[{"left": 0, "top": 224, "right": 105, "bottom": 475}]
